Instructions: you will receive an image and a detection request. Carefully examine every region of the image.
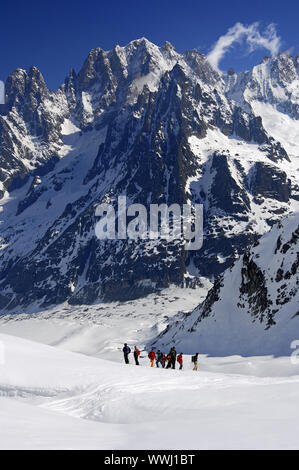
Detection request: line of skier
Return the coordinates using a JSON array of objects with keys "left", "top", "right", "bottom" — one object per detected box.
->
[{"left": 122, "top": 343, "right": 199, "bottom": 371}]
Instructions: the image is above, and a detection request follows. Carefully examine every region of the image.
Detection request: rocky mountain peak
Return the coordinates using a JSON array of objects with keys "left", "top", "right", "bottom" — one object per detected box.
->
[
  {"left": 270, "top": 52, "right": 298, "bottom": 84},
  {"left": 0, "top": 39, "right": 298, "bottom": 310}
]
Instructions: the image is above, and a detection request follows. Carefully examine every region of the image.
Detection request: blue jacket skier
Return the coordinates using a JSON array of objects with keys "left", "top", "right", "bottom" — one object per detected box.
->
[
  {"left": 122, "top": 343, "right": 131, "bottom": 364},
  {"left": 156, "top": 350, "right": 164, "bottom": 368}
]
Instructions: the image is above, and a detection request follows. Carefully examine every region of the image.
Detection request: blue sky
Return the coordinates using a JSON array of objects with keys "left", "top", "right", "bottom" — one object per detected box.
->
[{"left": 1, "top": 0, "right": 298, "bottom": 90}]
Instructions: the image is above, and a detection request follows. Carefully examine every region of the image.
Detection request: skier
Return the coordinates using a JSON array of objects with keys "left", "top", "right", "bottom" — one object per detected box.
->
[
  {"left": 156, "top": 350, "right": 164, "bottom": 368},
  {"left": 192, "top": 353, "right": 199, "bottom": 371},
  {"left": 177, "top": 353, "right": 183, "bottom": 370},
  {"left": 133, "top": 346, "right": 140, "bottom": 365},
  {"left": 162, "top": 353, "right": 167, "bottom": 368},
  {"left": 122, "top": 343, "right": 131, "bottom": 364},
  {"left": 166, "top": 351, "right": 172, "bottom": 369},
  {"left": 170, "top": 346, "right": 177, "bottom": 369},
  {"left": 148, "top": 349, "right": 156, "bottom": 367}
]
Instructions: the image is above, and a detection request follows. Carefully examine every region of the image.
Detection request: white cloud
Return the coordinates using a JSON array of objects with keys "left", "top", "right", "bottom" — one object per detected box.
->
[{"left": 206, "top": 22, "right": 281, "bottom": 72}]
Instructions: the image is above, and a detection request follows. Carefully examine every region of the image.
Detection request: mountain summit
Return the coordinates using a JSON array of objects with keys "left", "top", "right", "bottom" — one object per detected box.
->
[{"left": 0, "top": 39, "right": 298, "bottom": 310}]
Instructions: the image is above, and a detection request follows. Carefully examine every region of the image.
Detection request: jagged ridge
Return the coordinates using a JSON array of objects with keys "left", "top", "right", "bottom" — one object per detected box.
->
[{"left": 0, "top": 39, "right": 298, "bottom": 310}]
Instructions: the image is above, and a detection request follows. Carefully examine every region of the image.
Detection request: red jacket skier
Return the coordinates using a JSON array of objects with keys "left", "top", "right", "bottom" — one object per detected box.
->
[
  {"left": 177, "top": 353, "right": 183, "bottom": 370},
  {"left": 134, "top": 346, "right": 141, "bottom": 366},
  {"left": 148, "top": 349, "right": 156, "bottom": 367}
]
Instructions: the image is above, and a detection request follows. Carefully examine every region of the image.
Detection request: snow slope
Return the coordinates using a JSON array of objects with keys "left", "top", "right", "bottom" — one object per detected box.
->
[
  {"left": 0, "top": 284, "right": 211, "bottom": 360},
  {"left": 188, "top": 127, "right": 299, "bottom": 238},
  {"left": 1, "top": 332, "right": 299, "bottom": 450},
  {"left": 156, "top": 213, "right": 299, "bottom": 356}
]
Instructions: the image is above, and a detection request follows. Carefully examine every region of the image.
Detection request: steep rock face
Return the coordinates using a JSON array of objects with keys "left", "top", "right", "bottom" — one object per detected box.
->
[
  {"left": 0, "top": 67, "right": 67, "bottom": 196},
  {"left": 209, "top": 153, "right": 251, "bottom": 214},
  {"left": 225, "top": 52, "right": 299, "bottom": 201},
  {"left": 0, "top": 39, "right": 298, "bottom": 310},
  {"left": 225, "top": 53, "right": 299, "bottom": 119},
  {"left": 154, "top": 213, "right": 299, "bottom": 355},
  {"left": 247, "top": 162, "right": 291, "bottom": 204}
]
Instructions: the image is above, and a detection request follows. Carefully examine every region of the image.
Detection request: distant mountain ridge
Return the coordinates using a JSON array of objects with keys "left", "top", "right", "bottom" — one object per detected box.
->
[
  {"left": 0, "top": 38, "right": 298, "bottom": 310},
  {"left": 155, "top": 212, "right": 299, "bottom": 356}
]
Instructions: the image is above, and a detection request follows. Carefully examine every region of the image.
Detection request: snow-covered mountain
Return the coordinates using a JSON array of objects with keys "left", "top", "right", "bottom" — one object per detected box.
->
[
  {"left": 155, "top": 212, "right": 299, "bottom": 356},
  {"left": 0, "top": 39, "right": 298, "bottom": 310},
  {"left": 225, "top": 53, "right": 299, "bottom": 120}
]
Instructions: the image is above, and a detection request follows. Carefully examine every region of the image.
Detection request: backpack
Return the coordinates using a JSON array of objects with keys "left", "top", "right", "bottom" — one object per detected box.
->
[
  {"left": 191, "top": 355, "right": 196, "bottom": 363},
  {"left": 170, "top": 350, "right": 176, "bottom": 359}
]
